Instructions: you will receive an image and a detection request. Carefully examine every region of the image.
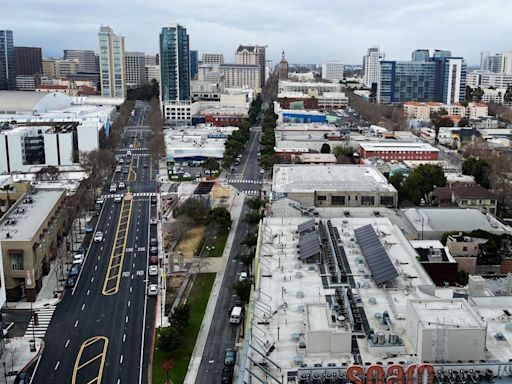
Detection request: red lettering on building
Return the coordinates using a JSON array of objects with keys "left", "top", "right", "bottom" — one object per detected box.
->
[{"left": 347, "top": 363, "right": 434, "bottom": 384}]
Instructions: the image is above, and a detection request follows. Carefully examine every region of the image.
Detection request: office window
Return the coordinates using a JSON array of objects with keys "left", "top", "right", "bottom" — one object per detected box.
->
[
  {"left": 331, "top": 196, "right": 345, "bottom": 206},
  {"left": 380, "top": 196, "right": 395, "bottom": 207},
  {"left": 317, "top": 195, "right": 327, "bottom": 201},
  {"left": 361, "top": 196, "right": 375, "bottom": 206},
  {"left": 9, "top": 251, "right": 24, "bottom": 271}
]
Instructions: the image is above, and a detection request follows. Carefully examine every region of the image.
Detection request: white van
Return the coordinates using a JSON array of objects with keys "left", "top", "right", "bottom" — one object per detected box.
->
[{"left": 229, "top": 306, "right": 242, "bottom": 324}]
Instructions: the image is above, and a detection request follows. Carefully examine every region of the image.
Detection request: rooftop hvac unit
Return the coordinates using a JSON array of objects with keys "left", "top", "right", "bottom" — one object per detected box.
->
[{"left": 368, "top": 297, "right": 377, "bottom": 305}]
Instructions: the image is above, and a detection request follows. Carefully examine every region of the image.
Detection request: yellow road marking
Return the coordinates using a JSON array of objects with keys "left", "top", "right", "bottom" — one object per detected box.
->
[
  {"left": 102, "top": 197, "right": 133, "bottom": 296},
  {"left": 72, "top": 336, "right": 108, "bottom": 384},
  {"left": 128, "top": 157, "right": 137, "bottom": 182}
]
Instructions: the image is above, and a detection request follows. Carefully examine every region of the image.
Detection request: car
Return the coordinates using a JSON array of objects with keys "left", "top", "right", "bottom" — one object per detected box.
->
[
  {"left": 115, "top": 166, "right": 121, "bottom": 173},
  {"left": 150, "top": 195, "right": 157, "bottom": 205},
  {"left": 150, "top": 246, "right": 158, "bottom": 256},
  {"left": 221, "top": 367, "right": 233, "bottom": 384},
  {"left": 150, "top": 238, "right": 157, "bottom": 247},
  {"left": 65, "top": 275, "right": 77, "bottom": 288},
  {"left": 96, "top": 197, "right": 105, "bottom": 205},
  {"left": 118, "top": 181, "right": 126, "bottom": 189},
  {"left": 150, "top": 218, "right": 157, "bottom": 225},
  {"left": 126, "top": 150, "right": 132, "bottom": 156},
  {"left": 69, "top": 263, "right": 80, "bottom": 277},
  {"left": 239, "top": 272, "right": 248, "bottom": 282},
  {"left": 148, "top": 265, "right": 158, "bottom": 276},
  {"left": 183, "top": 172, "right": 191, "bottom": 178},
  {"left": 224, "top": 348, "right": 236, "bottom": 366},
  {"left": 94, "top": 231, "right": 104, "bottom": 242},
  {"left": 123, "top": 167, "right": 129, "bottom": 174},
  {"left": 259, "top": 168, "right": 265, "bottom": 174},
  {"left": 234, "top": 160, "right": 241, "bottom": 166},
  {"left": 73, "top": 254, "right": 84, "bottom": 264},
  {"left": 85, "top": 224, "right": 94, "bottom": 233},
  {"left": 149, "top": 255, "right": 158, "bottom": 265},
  {"left": 114, "top": 195, "right": 123, "bottom": 203},
  {"left": 129, "top": 144, "right": 134, "bottom": 148},
  {"left": 118, "top": 158, "right": 125, "bottom": 165},
  {"left": 109, "top": 184, "right": 117, "bottom": 193},
  {"left": 147, "top": 284, "right": 158, "bottom": 296}
]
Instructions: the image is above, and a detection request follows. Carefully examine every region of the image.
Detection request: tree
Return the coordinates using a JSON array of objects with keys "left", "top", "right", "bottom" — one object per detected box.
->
[
  {"left": 235, "top": 250, "right": 256, "bottom": 273},
  {"left": 207, "top": 207, "right": 231, "bottom": 228},
  {"left": 458, "top": 117, "right": 470, "bottom": 127},
  {"left": 333, "top": 145, "right": 354, "bottom": 163},
  {"left": 431, "top": 111, "right": 454, "bottom": 143},
  {"left": 465, "top": 85, "right": 473, "bottom": 101},
  {"left": 388, "top": 171, "right": 406, "bottom": 201},
  {"left": 1, "top": 184, "right": 14, "bottom": 211},
  {"left": 246, "top": 198, "right": 264, "bottom": 210},
  {"left": 173, "top": 198, "right": 209, "bottom": 224},
  {"left": 158, "top": 326, "right": 182, "bottom": 354},
  {"left": 241, "top": 232, "right": 258, "bottom": 248},
  {"left": 320, "top": 143, "right": 331, "bottom": 154},
  {"left": 472, "top": 87, "right": 485, "bottom": 102},
  {"left": 169, "top": 304, "right": 190, "bottom": 329},
  {"left": 244, "top": 212, "right": 264, "bottom": 225},
  {"left": 202, "top": 157, "right": 220, "bottom": 172},
  {"left": 232, "top": 280, "right": 251, "bottom": 303},
  {"left": 35, "top": 165, "right": 60, "bottom": 181},
  {"left": 462, "top": 157, "right": 491, "bottom": 189},
  {"left": 401, "top": 164, "right": 446, "bottom": 205}
]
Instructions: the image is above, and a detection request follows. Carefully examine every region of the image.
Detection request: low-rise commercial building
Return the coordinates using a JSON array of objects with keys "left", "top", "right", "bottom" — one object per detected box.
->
[
  {"left": 359, "top": 142, "right": 439, "bottom": 162},
  {"left": 198, "top": 64, "right": 260, "bottom": 90},
  {"left": 272, "top": 164, "right": 397, "bottom": 208},
  {"left": 0, "top": 188, "right": 67, "bottom": 301},
  {"left": 410, "top": 240, "right": 458, "bottom": 285},
  {"left": 404, "top": 101, "right": 488, "bottom": 120},
  {"left": 278, "top": 80, "right": 341, "bottom": 95}
]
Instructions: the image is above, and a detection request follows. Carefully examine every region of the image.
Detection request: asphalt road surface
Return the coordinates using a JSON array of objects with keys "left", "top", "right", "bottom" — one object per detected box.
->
[
  {"left": 32, "top": 101, "right": 158, "bottom": 384},
  {"left": 195, "top": 123, "right": 264, "bottom": 382}
]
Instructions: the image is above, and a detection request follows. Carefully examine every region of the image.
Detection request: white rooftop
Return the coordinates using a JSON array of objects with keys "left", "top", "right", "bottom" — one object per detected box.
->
[
  {"left": 402, "top": 208, "right": 512, "bottom": 234},
  {"left": 360, "top": 142, "right": 439, "bottom": 152},
  {"left": 0, "top": 189, "right": 65, "bottom": 241},
  {"left": 272, "top": 164, "right": 397, "bottom": 194}
]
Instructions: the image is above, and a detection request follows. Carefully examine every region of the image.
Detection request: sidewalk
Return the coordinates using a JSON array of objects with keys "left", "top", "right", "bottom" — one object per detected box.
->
[
  {"left": 0, "top": 337, "right": 43, "bottom": 383},
  {"left": 183, "top": 193, "right": 245, "bottom": 384}
]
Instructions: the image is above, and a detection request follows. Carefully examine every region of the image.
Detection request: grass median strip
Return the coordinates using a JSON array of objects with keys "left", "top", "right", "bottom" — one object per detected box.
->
[{"left": 152, "top": 273, "right": 216, "bottom": 384}]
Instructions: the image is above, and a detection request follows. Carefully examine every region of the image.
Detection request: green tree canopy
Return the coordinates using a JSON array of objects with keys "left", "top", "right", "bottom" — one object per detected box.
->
[
  {"left": 202, "top": 157, "right": 220, "bottom": 172},
  {"left": 458, "top": 117, "right": 470, "bottom": 127},
  {"left": 401, "top": 164, "right": 446, "bottom": 205},
  {"left": 462, "top": 157, "right": 491, "bottom": 189},
  {"left": 173, "top": 198, "right": 209, "bottom": 224}
]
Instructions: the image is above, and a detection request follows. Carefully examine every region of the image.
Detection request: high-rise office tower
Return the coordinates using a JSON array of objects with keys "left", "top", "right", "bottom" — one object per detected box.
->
[
  {"left": 159, "top": 24, "right": 190, "bottom": 102},
  {"left": 362, "top": 46, "right": 385, "bottom": 88},
  {"left": 433, "top": 49, "right": 452, "bottom": 59},
  {"left": 480, "top": 51, "right": 512, "bottom": 74},
  {"left": 235, "top": 45, "right": 266, "bottom": 88},
  {"left": 0, "top": 30, "right": 15, "bottom": 90},
  {"left": 63, "top": 49, "right": 97, "bottom": 73},
  {"left": 412, "top": 49, "right": 429, "bottom": 62},
  {"left": 124, "top": 51, "right": 146, "bottom": 87},
  {"left": 378, "top": 51, "right": 466, "bottom": 105},
  {"left": 145, "top": 54, "right": 159, "bottom": 66},
  {"left": 14, "top": 47, "right": 42, "bottom": 76},
  {"left": 190, "top": 50, "right": 198, "bottom": 80},
  {"left": 98, "top": 26, "right": 126, "bottom": 97}
]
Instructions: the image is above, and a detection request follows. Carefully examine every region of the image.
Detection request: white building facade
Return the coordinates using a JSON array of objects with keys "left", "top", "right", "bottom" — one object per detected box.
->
[
  {"left": 321, "top": 61, "right": 344, "bottom": 82},
  {"left": 363, "top": 46, "right": 385, "bottom": 88},
  {"left": 124, "top": 51, "right": 146, "bottom": 88},
  {"left": 98, "top": 26, "right": 126, "bottom": 97}
]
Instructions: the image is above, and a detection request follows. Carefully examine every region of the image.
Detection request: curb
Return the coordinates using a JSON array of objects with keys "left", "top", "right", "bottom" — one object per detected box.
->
[{"left": 18, "top": 337, "right": 45, "bottom": 380}]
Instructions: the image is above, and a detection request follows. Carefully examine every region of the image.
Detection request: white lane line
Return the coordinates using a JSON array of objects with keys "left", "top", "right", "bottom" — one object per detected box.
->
[
  {"left": 91, "top": 276, "right": 94, "bottom": 282},
  {"left": 95, "top": 265, "right": 98, "bottom": 271},
  {"left": 120, "top": 354, "right": 124, "bottom": 364},
  {"left": 74, "top": 320, "right": 79, "bottom": 328},
  {"left": 130, "top": 286, "right": 133, "bottom": 293},
  {"left": 54, "top": 361, "right": 60, "bottom": 371},
  {"left": 98, "top": 255, "right": 101, "bottom": 261},
  {"left": 128, "top": 300, "right": 131, "bottom": 307},
  {"left": 65, "top": 339, "right": 70, "bottom": 348},
  {"left": 81, "top": 303, "right": 86, "bottom": 311},
  {"left": 125, "top": 315, "right": 129, "bottom": 323},
  {"left": 123, "top": 333, "right": 126, "bottom": 342},
  {"left": 87, "top": 289, "right": 90, "bottom": 296}
]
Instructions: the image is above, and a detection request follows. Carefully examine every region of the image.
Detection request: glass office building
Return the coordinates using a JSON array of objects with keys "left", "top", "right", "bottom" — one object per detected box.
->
[
  {"left": 159, "top": 24, "right": 190, "bottom": 102},
  {"left": 0, "top": 30, "right": 15, "bottom": 90}
]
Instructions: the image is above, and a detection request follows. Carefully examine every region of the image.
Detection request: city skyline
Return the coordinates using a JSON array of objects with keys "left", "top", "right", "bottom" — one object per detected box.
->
[{"left": 3, "top": 0, "right": 512, "bottom": 65}]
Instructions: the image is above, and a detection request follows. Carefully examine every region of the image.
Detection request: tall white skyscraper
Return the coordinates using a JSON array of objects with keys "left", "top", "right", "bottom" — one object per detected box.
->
[
  {"left": 480, "top": 51, "right": 512, "bottom": 74},
  {"left": 363, "top": 46, "right": 385, "bottom": 88},
  {"left": 98, "top": 26, "right": 126, "bottom": 97}
]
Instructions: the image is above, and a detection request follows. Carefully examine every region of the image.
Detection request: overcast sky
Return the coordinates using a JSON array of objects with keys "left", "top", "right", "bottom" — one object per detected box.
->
[{"left": 3, "top": 0, "right": 512, "bottom": 65}]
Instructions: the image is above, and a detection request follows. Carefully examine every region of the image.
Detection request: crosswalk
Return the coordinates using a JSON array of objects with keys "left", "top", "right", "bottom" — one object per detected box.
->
[
  {"left": 25, "top": 305, "right": 56, "bottom": 338},
  {"left": 102, "top": 192, "right": 157, "bottom": 199},
  {"left": 225, "top": 179, "right": 262, "bottom": 185},
  {"left": 243, "top": 190, "right": 260, "bottom": 196}
]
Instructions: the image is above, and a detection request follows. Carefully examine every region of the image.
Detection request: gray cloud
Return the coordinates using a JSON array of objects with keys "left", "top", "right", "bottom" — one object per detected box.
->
[{"left": 3, "top": 0, "right": 512, "bottom": 65}]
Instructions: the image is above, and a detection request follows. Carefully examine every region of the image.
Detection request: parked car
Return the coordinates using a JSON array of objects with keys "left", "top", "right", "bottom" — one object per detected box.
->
[
  {"left": 73, "top": 254, "right": 84, "bottom": 265},
  {"left": 126, "top": 150, "right": 132, "bottom": 156},
  {"left": 65, "top": 275, "right": 77, "bottom": 288},
  {"left": 259, "top": 168, "right": 265, "bottom": 174},
  {"left": 147, "top": 284, "right": 158, "bottom": 296},
  {"left": 123, "top": 167, "right": 129, "bottom": 174},
  {"left": 86, "top": 224, "right": 94, "bottom": 233},
  {"left": 109, "top": 184, "right": 117, "bottom": 193},
  {"left": 115, "top": 165, "right": 121, "bottom": 173},
  {"left": 150, "top": 238, "right": 157, "bottom": 247},
  {"left": 224, "top": 348, "right": 236, "bottom": 366},
  {"left": 149, "top": 255, "right": 158, "bottom": 265},
  {"left": 96, "top": 197, "right": 105, "bottom": 205},
  {"left": 150, "top": 246, "right": 158, "bottom": 256},
  {"left": 221, "top": 367, "right": 233, "bottom": 384},
  {"left": 69, "top": 263, "right": 80, "bottom": 277},
  {"left": 94, "top": 231, "right": 104, "bottom": 242},
  {"left": 148, "top": 265, "right": 158, "bottom": 276},
  {"left": 150, "top": 218, "right": 157, "bottom": 225},
  {"left": 238, "top": 272, "right": 248, "bottom": 282}
]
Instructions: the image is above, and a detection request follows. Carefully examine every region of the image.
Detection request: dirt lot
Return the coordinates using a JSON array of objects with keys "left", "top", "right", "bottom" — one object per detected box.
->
[
  {"left": 165, "top": 273, "right": 185, "bottom": 310},
  {"left": 174, "top": 225, "right": 206, "bottom": 259}
]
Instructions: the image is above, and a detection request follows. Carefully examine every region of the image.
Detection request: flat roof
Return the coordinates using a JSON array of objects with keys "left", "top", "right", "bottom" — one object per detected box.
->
[
  {"left": 360, "top": 142, "right": 439, "bottom": 152},
  {"left": 402, "top": 208, "right": 512, "bottom": 233},
  {"left": 408, "top": 299, "right": 484, "bottom": 328},
  {"left": 0, "top": 189, "right": 64, "bottom": 242},
  {"left": 272, "top": 164, "right": 397, "bottom": 194}
]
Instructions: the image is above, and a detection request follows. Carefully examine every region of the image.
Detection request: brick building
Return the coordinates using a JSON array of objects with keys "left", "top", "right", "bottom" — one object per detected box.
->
[{"left": 359, "top": 142, "right": 439, "bottom": 162}]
